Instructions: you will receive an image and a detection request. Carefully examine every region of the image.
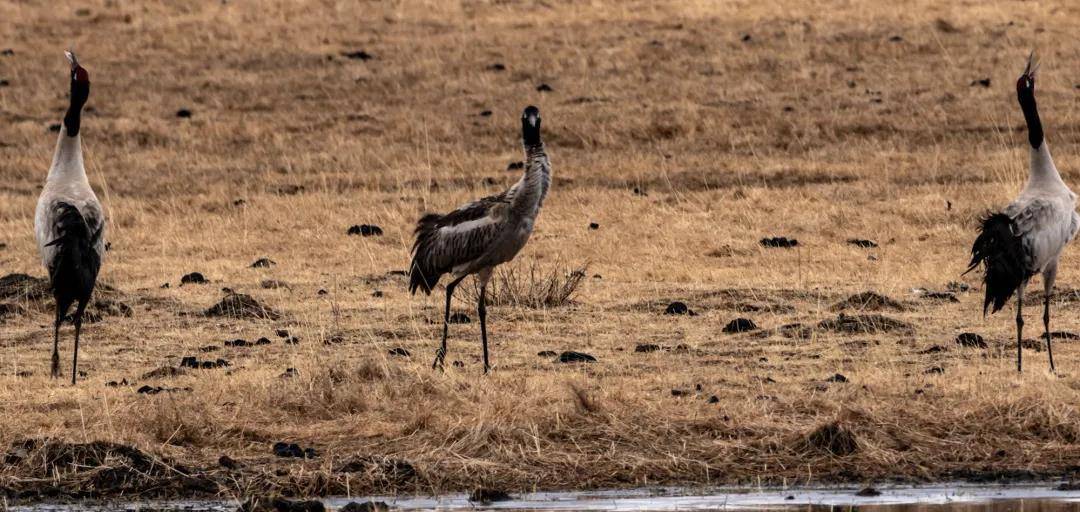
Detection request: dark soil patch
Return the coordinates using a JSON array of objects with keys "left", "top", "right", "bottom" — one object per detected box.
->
[
  {"left": 251, "top": 258, "right": 276, "bottom": 268},
  {"left": 855, "top": 487, "right": 881, "bottom": 497},
  {"left": 955, "top": 332, "right": 986, "bottom": 348},
  {"left": 240, "top": 496, "right": 325, "bottom": 512},
  {"left": 180, "top": 356, "right": 229, "bottom": 369},
  {"left": 206, "top": 293, "right": 280, "bottom": 320},
  {"left": 341, "top": 50, "right": 373, "bottom": 60},
  {"left": 825, "top": 373, "right": 848, "bottom": 383},
  {"left": 136, "top": 385, "right": 191, "bottom": 395},
  {"left": 722, "top": 318, "right": 758, "bottom": 333},
  {"left": 0, "top": 302, "right": 26, "bottom": 320},
  {"left": 537, "top": 350, "right": 557, "bottom": 357},
  {"left": 817, "top": 314, "right": 914, "bottom": 335},
  {"left": 921, "top": 291, "right": 958, "bottom": 302},
  {"left": 388, "top": 347, "right": 410, "bottom": 357},
  {"left": 557, "top": 351, "right": 596, "bottom": 363},
  {"left": 340, "top": 502, "right": 389, "bottom": 512},
  {"left": 803, "top": 421, "right": 858, "bottom": 456},
  {"left": 831, "top": 291, "right": 905, "bottom": 312},
  {"left": 0, "top": 273, "right": 49, "bottom": 301},
  {"left": 925, "top": 366, "right": 945, "bottom": 374},
  {"left": 180, "top": 272, "right": 207, "bottom": 285},
  {"left": 760, "top": 236, "right": 798, "bottom": 248},
  {"left": 919, "top": 345, "right": 947, "bottom": 354},
  {"left": 448, "top": 312, "right": 471, "bottom": 324},
  {"left": 336, "top": 456, "right": 418, "bottom": 484},
  {"left": 634, "top": 343, "right": 661, "bottom": 353},
  {"left": 469, "top": 488, "right": 513, "bottom": 503},
  {"left": 1050, "top": 331, "right": 1080, "bottom": 340},
  {"left": 140, "top": 366, "right": 185, "bottom": 380}
]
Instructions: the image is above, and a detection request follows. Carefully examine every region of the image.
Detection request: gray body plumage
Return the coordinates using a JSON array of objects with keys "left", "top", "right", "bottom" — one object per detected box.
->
[
  {"left": 1004, "top": 143, "right": 1079, "bottom": 279},
  {"left": 35, "top": 131, "right": 106, "bottom": 268}
]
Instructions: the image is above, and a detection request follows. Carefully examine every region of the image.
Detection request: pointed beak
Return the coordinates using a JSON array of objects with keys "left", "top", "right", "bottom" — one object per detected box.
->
[
  {"left": 65, "top": 50, "right": 79, "bottom": 70},
  {"left": 1022, "top": 50, "right": 1040, "bottom": 78},
  {"left": 526, "top": 114, "right": 538, "bottom": 127}
]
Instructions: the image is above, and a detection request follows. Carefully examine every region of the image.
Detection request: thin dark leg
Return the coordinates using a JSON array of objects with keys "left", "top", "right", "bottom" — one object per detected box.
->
[
  {"left": 51, "top": 306, "right": 62, "bottom": 379},
  {"left": 71, "top": 301, "right": 87, "bottom": 385},
  {"left": 1045, "top": 294, "right": 1055, "bottom": 373},
  {"left": 1016, "top": 291, "right": 1024, "bottom": 373},
  {"left": 433, "top": 276, "right": 464, "bottom": 371},
  {"left": 479, "top": 286, "right": 489, "bottom": 374}
]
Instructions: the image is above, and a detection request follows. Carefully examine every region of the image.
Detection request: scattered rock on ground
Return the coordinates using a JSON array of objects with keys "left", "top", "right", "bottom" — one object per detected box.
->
[
  {"left": 537, "top": 350, "right": 557, "bottom": 357},
  {"left": 856, "top": 487, "right": 881, "bottom": 497},
  {"left": 664, "top": 301, "right": 695, "bottom": 316},
  {"left": 180, "top": 356, "right": 229, "bottom": 369},
  {"left": 206, "top": 293, "right": 280, "bottom": 320},
  {"left": 723, "top": 318, "right": 758, "bottom": 333},
  {"left": 825, "top": 373, "right": 848, "bottom": 383},
  {"left": 760, "top": 236, "right": 798, "bottom": 248},
  {"left": 219, "top": 455, "right": 240, "bottom": 470},
  {"left": 831, "top": 291, "right": 905, "bottom": 312},
  {"left": 341, "top": 50, "right": 373, "bottom": 60},
  {"left": 347, "top": 224, "right": 383, "bottom": 237},
  {"left": 634, "top": 343, "right": 661, "bottom": 353},
  {"left": 925, "top": 366, "right": 945, "bottom": 374},
  {"left": 238, "top": 496, "right": 325, "bottom": 512},
  {"left": 536, "top": 83, "right": 553, "bottom": 92},
  {"left": 557, "top": 351, "right": 596, "bottom": 363},
  {"left": 919, "top": 345, "right": 947, "bottom": 354},
  {"left": 251, "top": 258, "right": 276, "bottom": 268},
  {"left": 272, "top": 442, "right": 317, "bottom": 459},
  {"left": 136, "top": 385, "right": 191, "bottom": 395},
  {"left": 847, "top": 239, "right": 877, "bottom": 248},
  {"left": 920, "top": 290, "right": 958, "bottom": 302},
  {"left": 955, "top": 333, "right": 986, "bottom": 348},
  {"left": 388, "top": 347, "right": 410, "bottom": 357},
  {"left": 0, "top": 273, "right": 49, "bottom": 301},
  {"left": 140, "top": 366, "right": 184, "bottom": 379},
  {"left": 175, "top": 109, "right": 192, "bottom": 118}
]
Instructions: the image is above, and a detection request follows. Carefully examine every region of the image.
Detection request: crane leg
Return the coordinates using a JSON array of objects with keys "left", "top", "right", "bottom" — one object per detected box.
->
[
  {"left": 51, "top": 307, "right": 62, "bottom": 379},
  {"left": 1016, "top": 281, "right": 1026, "bottom": 373},
  {"left": 433, "top": 276, "right": 464, "bottom": 371},
  {"left": 71, "top": 300, "right": 87, "bottom": 385},
  {"left": 1044, "top": 264, "right": 1057, "bottom": 373},
  {"left": 479, "top": 285, "right": 489, "bottom": 374}
]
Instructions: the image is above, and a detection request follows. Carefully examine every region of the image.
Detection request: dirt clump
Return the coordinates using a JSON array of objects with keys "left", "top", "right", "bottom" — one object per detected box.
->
[
  {"left": 206, "top": 293, "right": 280, "bottom": 320},
  {"left": 831, "top": 291, "right": 905, "bottom": 312},
  {"left": 816, "top": 313, "right": 914, "bottom": 334},
  {"left": 803, "top": 421, "right": 859, "bottom": 456}
]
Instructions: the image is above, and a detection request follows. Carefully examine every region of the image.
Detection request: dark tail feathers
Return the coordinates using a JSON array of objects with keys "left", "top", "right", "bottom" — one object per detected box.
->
[
  {"left": 46, "top": 202, "right": 101, "bottom": 305},
  {"left": 964, "top": 212, "right": 1027, "bottom": 315},
  {"left": 408, "top": 213, "right": 445, "bottom": 295}
]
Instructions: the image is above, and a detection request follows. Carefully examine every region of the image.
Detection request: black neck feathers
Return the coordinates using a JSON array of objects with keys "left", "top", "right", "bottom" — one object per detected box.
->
[
  {"left": 1017, "top": 84, "right": 1043, "bottom": 149},
  {"left": 64, "top": 80, "right": 89, "bottom": 137}
]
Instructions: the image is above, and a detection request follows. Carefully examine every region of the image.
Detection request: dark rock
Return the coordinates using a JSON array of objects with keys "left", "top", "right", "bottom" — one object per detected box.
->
[
  {"left": 633, "top": 187, "right": 647, "bottom": 196},
  {"left": 340, "top": 502, "right": 389, "bottom": 512},
  {"left": 388, "top": 347, "right": 410, "bottom": 357},
  {"left": 469, "top": 488, "right": 513, "bottom": 504},
  {"left": 136, "top": 385, "right": 190, "bottom": 395},
  {"left": 180, "top": 272, "right": 208, "bottom": 285},
  {"left": 760, "top": 236, "right": 798, "bottom": 248},
  {"left": 588, "top": 222, "right": 600, "bottom": 230},
  {"left": 0, "top": 49, "right": 13, "bottom": 56},
  {"left": 0, "top": 79, "right": 8, "bottom": 87},
  {"left": 1050, "top": 331, "right": 1080, "bottom": 340},
  {"left": 537, "top": 350, "right": 557, "bottom": 357},
  {"left": 176, "top": 109, "right": 192, "bottom": 118},
  {"left": 888, "top": 35, "right": 903, "bottom": 42},
  {"left": 925, "top": 366, "right": 945, "bottom": 374},
  {"left": 372, "top": 290, "right": 383, "bottom": 297},
  {"left": 105, "top": 378, "right": 129, "bottom": 387},
  {"left": 219, "top": 455, "right": 240, "bottom": 469},
  {"left": 272, "top": 442, "right": 316, "bottom": 459},
  {"left": 225, "top": 339, "right": 249, "bottom": 347},
  {"left": 276, "top": 329, "right": 291, "bottom": 338},
  {"left": 557, "top": 351, "right": 596, "bottom": 363},
  {"left": 341, "top": 50, "right": 373, "bottom": 60},
  {"left": 707, "top": 395, "right": 720, "bottom": 404},
  {"left": 276, "top": 185, "right": 304, "bottom": 195},
  {"left": 347, "top": 224, "right": 383, "bottom": 237},
  {"left": 664, "top": 301, "right": 693, "bottom": 315},
  {"left": 831, "top": 291, "right": 905, "bottom": 312},
  {"left": 955, "top": 332, "right": 986, "bottom": 348},
  {"left": 856, "top": 487, "right": 881, "bottom": 497},
  {"left": 817, "top": 314, "right": 914, "bottom": 334},
  {"left": 317, "top": 289, "right": 328, "bottom": 295},
  {"left": 487, "top": 63, "right": 506, "bottom": 71},
  {"left": 971, "top": 78, "right": 991, "bottom": 88},
  {"left": 670, "top": 388, "right": 690, "bottom": 397},
  {"left": 825, "top": 373, "right": 848, "bottom": 383},
  {"left": 255, "top": 337, "right": 271, "bottom": 346},
  {"left": 741, "top": 34, "right": 752, "bottom": 42},
  {"left": 536, "top": 83, "right": 553, "bottom": 92},
  {"left": 206, "top": 293, "right": 279, "bottom": 320},
  {"left": 448, "top": 312, "right": 471, "bottom": 324},
  {"left": 634, "top": 344, "right": 661, "bottom": 353},
  {"left": 280, "top": 368, "right": 299, "bottom": 378},
  {"left": 919, "top": 345, "right": 947, "bottom": 354},
  {"left": 180, "top": 356, "right": 200, "bottom": 368},
  {"left": 251, "top": 258, "right": 276, "bottom": 268},
  {"left": 478, "top": 110, "right": 492, "bottom": 117},
  {"left": 286, "top": 336, "right": 300, "bottom": 345},
  {"left": 805, "top": 421, "right": 858, "bottom": 456},
  {"left": 723, "top": 318, "right": 758, "bottom": 333},
  {"left": 452, "top": 360, "right": 464, "bottom": 368},
  {"left": 946, "top": 282, "right": 970, "bottom": 293},
  {"left": 847, "top": 238, "right": 877, "bottom": 248}
]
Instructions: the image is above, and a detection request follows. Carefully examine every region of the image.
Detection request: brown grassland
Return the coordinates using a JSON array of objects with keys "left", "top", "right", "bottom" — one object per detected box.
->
[{"left": 2, "top": 0, "right": 1080, "bottom": 503}]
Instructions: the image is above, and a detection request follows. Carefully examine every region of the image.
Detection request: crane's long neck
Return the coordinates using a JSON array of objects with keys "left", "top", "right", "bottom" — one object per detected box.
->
[
  {"left": 1019, "top": 86, "right": 1065, "bottom": 189},
  {"left": 48, "top": 79, "right": 89, "bottom": 183},
  {"left": 513, "top": 142, "right": 550, "bottom": 213}
]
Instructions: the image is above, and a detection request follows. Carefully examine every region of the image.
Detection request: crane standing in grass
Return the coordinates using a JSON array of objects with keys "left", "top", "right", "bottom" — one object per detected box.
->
[
  {"left": 34, "top": 51, "right": 106, "bottom": 385},
  {"left": 966, "top": 53, "right": 1079, "bottom": 373},
  {"left": 409, "top": 106, "right": 551, "bottom": 373}
]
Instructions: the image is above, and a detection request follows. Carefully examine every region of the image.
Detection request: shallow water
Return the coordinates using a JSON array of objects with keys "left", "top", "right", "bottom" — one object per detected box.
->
[{"left": 11, "top": 484, "right": 1080, "bottom": 511}]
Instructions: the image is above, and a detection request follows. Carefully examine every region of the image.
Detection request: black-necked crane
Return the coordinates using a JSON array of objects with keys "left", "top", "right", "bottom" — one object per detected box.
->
[
  {"left": 409, "top": 106, "right": 550, "bottom": 373},
  {"left": 966, "top": 52, "right": 1079, "bottom": 373},
  {"left": 34, "top": 51, "right": 105, "bottom": 385}
]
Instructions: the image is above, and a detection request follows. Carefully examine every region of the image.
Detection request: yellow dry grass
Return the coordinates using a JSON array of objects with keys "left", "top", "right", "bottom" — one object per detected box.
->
[{"left": 1, "top": 0, "right": 1080, "bottom": 500}]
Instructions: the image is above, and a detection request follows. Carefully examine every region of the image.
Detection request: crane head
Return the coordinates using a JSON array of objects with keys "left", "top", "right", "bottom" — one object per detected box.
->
[
  {"left": 522, "top": 106, "right": 541, "bottom": 146},
  {"left": 1017, "top": 50, "right": 1039, "bottom": 96},
  {"left": 65, "top": 50, "right": 89, "bottom": 83}
]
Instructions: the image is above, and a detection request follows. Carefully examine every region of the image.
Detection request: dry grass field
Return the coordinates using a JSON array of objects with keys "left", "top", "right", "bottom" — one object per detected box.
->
[{"left": 2, "top": 0, "right": 1080, "bottom": 503}]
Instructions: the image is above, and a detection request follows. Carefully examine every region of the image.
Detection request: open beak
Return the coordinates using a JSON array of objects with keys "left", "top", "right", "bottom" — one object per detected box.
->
[
  {"left": 65, "top": 50, "right": 79, "bottom": 70},
  {"left": 1022, "top": 50, "right": 1040, "bottom": 79}
]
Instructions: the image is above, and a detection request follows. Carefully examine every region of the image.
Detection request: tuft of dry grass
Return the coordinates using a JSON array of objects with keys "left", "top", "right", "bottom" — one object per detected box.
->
[{"left": 0, "top": 0, "right": 1080, "bottom": 502}]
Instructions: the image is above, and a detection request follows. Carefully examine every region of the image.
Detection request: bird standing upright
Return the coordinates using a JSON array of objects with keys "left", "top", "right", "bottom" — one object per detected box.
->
[
  {"left": 966, "top": 52, "right": 1079, "bottom": 373},
  {"left": 34, "top": 51, "right": 106, "bottom": 385},
  {"left": 409, "top": 106, "right": 551, "bottom": 373}
]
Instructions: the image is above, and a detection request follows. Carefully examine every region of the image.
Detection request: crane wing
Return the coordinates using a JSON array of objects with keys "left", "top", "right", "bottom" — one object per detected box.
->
[
  {"left": 1007, "top": 197, "right": 1074, "bottom": 273},
  {"left": 409, "top": 191, "right": 510, "bottom": 293}
]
